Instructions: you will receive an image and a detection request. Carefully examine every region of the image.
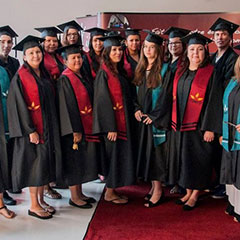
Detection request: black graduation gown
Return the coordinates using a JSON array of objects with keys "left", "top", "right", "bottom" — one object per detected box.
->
[
  {"left": 134, "top": 74, "right": 172, "bottom": 182},
  {"left": 0, "top": 86, "right": 9, "bottom": 192},
  {"left": 0, "top": 56, "right": 20, "bottom": 80},
  {"left": 82, "top": 54, "right": 95, "bottom": 81},
  {"left": 7, "top": 69, "right": 62, "bottom": 191},
  {"left": 221, "top": 84, "right": 240, "bottom": 190},
  {"left": 57, "top": 73, "right": 99, "bottom": 186},
  {"left": 169, "top": 68, "right": 222, "bottom": 189},
  {"left": 93, "top": 69, "right": 136, "bottom": 188},
  {"left": 211, "top": 47, "right": 238, "bottom": 89}
]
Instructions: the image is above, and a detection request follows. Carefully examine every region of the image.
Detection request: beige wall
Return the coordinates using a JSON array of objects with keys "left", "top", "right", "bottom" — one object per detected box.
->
[{"left": 1, "top": 0, "right": 240, "bottom": 39}]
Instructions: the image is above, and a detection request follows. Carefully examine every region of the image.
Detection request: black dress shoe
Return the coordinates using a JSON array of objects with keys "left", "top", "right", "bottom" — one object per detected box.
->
[
  {"left": 69, "top": 199, "right": 92, "bottom": 209},
  {"left": 175, "top": 199, "right": 187, "bottom": 205},
  {"left": 8, "top": 189, "right": 22, "bottom": 194},
  {"left": 3, "top": 192, "right": 16, "bottom": 206},
  {"left": 83, "top": 197, "right": 96, "bottom": 204},
  {"left": 145, "top": 192, "right": 165, "bottom": 208},
  {"left": 183, "top": 201, "right": 198, "bottom": 211}
]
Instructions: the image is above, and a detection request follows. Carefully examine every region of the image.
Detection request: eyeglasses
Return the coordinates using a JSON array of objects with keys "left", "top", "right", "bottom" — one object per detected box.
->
[
  {"left": 67, "top": 33, "right": 78, "bottom": 37},
  {"left": 168, "top": 42, "right": 182, "bottom": 46}
]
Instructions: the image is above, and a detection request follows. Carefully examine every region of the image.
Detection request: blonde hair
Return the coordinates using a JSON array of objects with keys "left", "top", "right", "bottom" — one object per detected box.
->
[{"left": 234, "top": 56, "right": 240, "bottom": 82}]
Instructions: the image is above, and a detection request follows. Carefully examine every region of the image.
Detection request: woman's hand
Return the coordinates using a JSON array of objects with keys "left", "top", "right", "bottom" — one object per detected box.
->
[
  {"left": 236, "top": 124, "right": 240, "bottom": 133},
  {"left": 107, "top": 132, "right": 117, "bottom": 141},
  {"left": 142, "top": 114, "right": 153, "bottom": 125},
  {"left": 29, "top": 131, "right": 40, "bottom": 144},
  {"left": 219, "top": 136, "right": 223, "bottom": 145},
  {"left": 135, "top": 110, "right": 143, "bottom": 122},
  {"left": 73, "top": 132, "right": 82, "bottom": 143},
  {"left": 203, "top": 131, "right": 214, "bottom": 142}
]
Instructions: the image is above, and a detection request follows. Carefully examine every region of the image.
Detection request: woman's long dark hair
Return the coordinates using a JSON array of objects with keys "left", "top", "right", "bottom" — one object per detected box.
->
[
  {"left": 178, "top": 45, "right": 211, "bottom": 75},
  {"left": 89, "top": 35, "right": 103, "bottom": 73},
  {"left": 101, "top": 46, "right": 127, "bottom": 77},
  {"left": 133, "top": 41, "right": 164, "bottom": 89}
]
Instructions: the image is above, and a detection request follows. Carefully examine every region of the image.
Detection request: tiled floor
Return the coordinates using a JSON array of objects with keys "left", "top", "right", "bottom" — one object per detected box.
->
[{"left": 0, "top": 181, "right": 105, "bottom": 240}]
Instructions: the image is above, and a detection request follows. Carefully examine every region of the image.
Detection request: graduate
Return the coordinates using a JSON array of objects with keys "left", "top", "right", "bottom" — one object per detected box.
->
[
  {"left": 82, "top": 27, "right": 108, "bottom": 80},
  {"left": 0, "top": 84, "right": 15, "bottom": 219},
  {"left": 0, "top": 25, "right": 20, "bottom": 80},
  {"left": 0, "top": 25, "right": 20, "bottom": 204},
  {"left": 35, "top": 26, "right": 64, "bottom": 82},
  {"left": 220, "top": 52, "right": 240, "bottom": 223},
  {"left": 57, "top": 20, "right": 83, "bottom": 46},
  {"left": 209, "top": 18, "right": 239, "bottom": 198},
  {"left": 123, "top": 28, "right": 141, "bottom": 78},
  {"left": 133, "top": 31, "right": 172, "bottom": 207},
  {"left": 170, "top": 33, "right": 222, "bottom": 210},
  {"left": 93, "top": 34, "right": 136, "bottom": 204},
  {"left": 163, "top": 26, "right": 190, "bottom": 195},
  {"left": 57, "top": 44, "right": 101, "bottom": 208},
  {"left": 7, "top": 35, "right": 62, "bottom": 219}
]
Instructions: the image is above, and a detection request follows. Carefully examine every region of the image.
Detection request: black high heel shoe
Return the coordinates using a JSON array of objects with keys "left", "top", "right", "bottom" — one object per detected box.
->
[
  {"left": 145, "top": 192, "right": 165, "bottom": 208},
  {"left": 183, "top": 200, "right": 199, "bottom": 211},
  {"left": 175, "top": 199, "right": 187, "bottom": 205},
  {"left": 144, "top": 194, "right": 152, "bottom": 201}
]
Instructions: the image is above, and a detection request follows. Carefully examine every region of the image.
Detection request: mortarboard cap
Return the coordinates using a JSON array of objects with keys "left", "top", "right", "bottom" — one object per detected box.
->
[
  {"left": 84, "top": 27, "right": 108, "bottom": 37},
  {"left": 13, "top": 35, "right": 44, "bottom": 52},
  {"left": 164, "top": 26, "right": 191, "bottom": 39},
  {"left": 0, "top": 25, "right": 18, "bottom": 38},
  {"left": 57, "top": 20, "right": 83, "bottom": 33},
  {"left": 98, "top": 35, "right": 124, "bottom": 48},
  {"left": 143, "top": 30, "right": 164, "bottom": 45},
  {"left": 56, "top": 44, "right": 82, "bottom": 57},
  {"left": 181, "top": 32, "right": 212, "bottom": 46},
  {"left": 34, "top": 26, "right": 62, "bottom": 38},
  {"left": 209, "top": 18, "right": 239, "bottom": 35},
  {"left": 124, "top": 28, "right": 141, "bottom": 38}
]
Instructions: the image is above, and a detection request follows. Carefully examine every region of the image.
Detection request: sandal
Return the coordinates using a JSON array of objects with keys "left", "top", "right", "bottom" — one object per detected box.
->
[
  {"left": 104, "top": 197, "right": 128, "bottom": 205},
  {"left": 28, "top": 209, "right": 52, "bottom": 220},
  {"left": 44, "top": 188, "right": 62, "bottom": 199},
  {"left": 0, "top": 205, "right": 15, "bottom": 219},
  {"left": 41, "top": 203, "right": 56, "bottom": 214}
]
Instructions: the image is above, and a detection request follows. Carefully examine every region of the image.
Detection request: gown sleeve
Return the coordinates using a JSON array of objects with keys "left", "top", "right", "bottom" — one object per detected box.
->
[
  {"left": 92, "top": 69, "right": 117, "bottom": 134},
  {"left": 57, "top": 75, "right": 83, "bottom": 136},
  {"left": 200, "top": 70, "right": 223, "bottom": 135},
  {"left": 7, "top": 74, "right": 35, "bottom": 138}
]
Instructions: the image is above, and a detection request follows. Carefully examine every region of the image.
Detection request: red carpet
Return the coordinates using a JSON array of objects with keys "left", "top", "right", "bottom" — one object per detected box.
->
[{"left": 84, "top": 184, "right": 240, "bottom": 240}]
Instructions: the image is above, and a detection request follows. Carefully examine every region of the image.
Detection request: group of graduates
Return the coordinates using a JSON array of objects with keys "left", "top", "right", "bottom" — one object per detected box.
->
[{"left": 0, "top": 16, "right": 240, "bottom": 223}]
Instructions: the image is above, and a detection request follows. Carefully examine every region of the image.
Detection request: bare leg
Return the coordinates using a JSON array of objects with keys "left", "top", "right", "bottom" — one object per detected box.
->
[
  {"left": 0, "top": 193, "right": 15, "bottom": 219},
  {"left": 69, "top": 185, "right": 88, "bottom": 206},
  {"left": 180, "top": 189, "right": 193, "bottom": 202},
  {"left": 185, "top": 189, "right": 199, "bottom": 207},
  {"left": 104, "top": 187, "right": 128, "bottom": 204},
  {"left": 29, "top": 186, "right": 50, "bottom": 217}
]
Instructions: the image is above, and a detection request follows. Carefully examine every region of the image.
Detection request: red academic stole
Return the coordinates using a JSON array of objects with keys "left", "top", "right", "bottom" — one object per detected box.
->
[
  {"left": 62, "top": 68, "right": 99, "bottom": 142},
  {"left": 102, "top": 63, "right": 127, "bottom": 140},
  {"left": 172, "top": 64, "right": 214, "bottom": 131},
  {"left": 18, "top": 65, "right": 44, "bottom": 143},
  {"left": 86, "top": 52, "right": 97, "bottom": 79},
  {"left": 123, "top": 49, "right": 133, "bottom": 79},
  {"left": 44, "top": 52, "right": 64, "bottom": 80}
]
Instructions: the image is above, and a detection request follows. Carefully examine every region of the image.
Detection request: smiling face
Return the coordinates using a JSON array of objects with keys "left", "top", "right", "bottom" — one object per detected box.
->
[
  {"left": 65, "top": 53, "right": 82, "bottom": 72},
  {"left": 213, "top": 30, "right": 231, "bottom": 49},
  {"left": 143, "top": 40, "right": 157, "bottom": 61},
  {"left": 126, "top": 34, "right": 141, "bottom": 52},
  {"left": 0, "top": 34, "right": 13, "bottom": 57},
  {"left": 23, "top": 46, "right": 43, "bottom": 69},
  {"left": 92, "top": 35, "right": 104, "bottom": 54},
  {"left": 43, "top": 36, "right": 59, "bottom": 53},
  {"left": 109, "top": 46, "right": 123, "bottom": 63},
  {"left": 168, "top": 37, "right": 183, "bottom": 57},
  {"left": 187, "top": 44, "right": 205, "bottom": 66}
]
